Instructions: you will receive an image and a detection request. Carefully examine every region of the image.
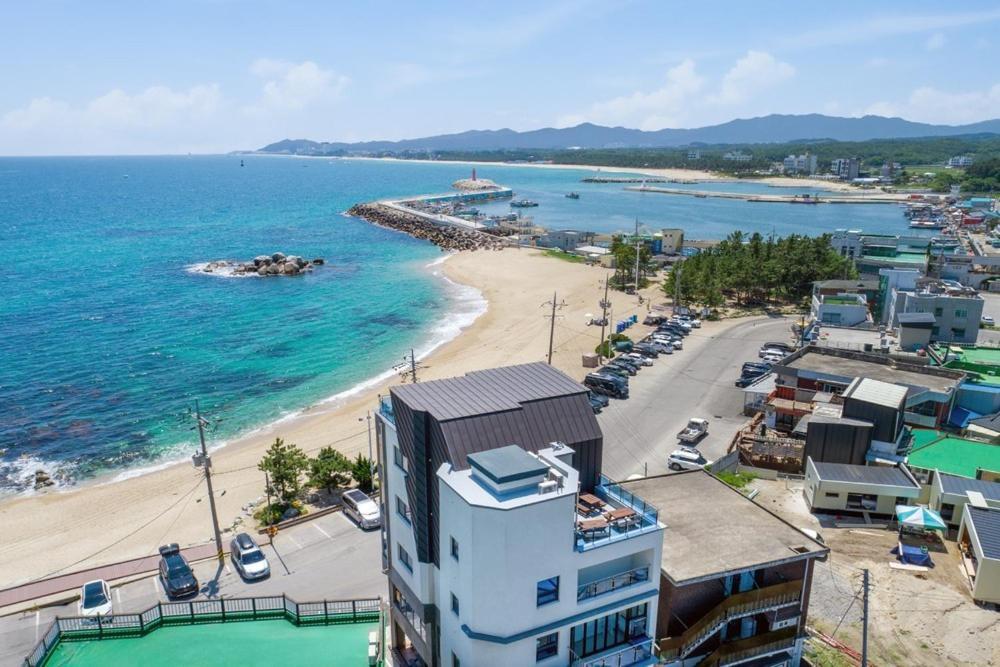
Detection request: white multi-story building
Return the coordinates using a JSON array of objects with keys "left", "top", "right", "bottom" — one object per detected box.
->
[
  {"left": 376, "top": 363, "right": 664, "bottom": 667},
  {"left": 948, "top": 155, "right": 974, "bottom": 168},
  {"left": 723, "top": 151, "right": 753, "bottom": 162},
  {"left": 782, "top": 153, "right": 817, "bottom": 175}
]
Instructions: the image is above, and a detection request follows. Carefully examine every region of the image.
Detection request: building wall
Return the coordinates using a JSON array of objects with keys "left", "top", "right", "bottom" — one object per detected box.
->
[
  {"left": 892, "top": 291, "right": 983, "bottom": 344},
  {"left": 660, "top": 229, "right": 684, "bottom": 255},
  {"left": 437, "top": 472, "right": 662, "bottom": 667},
  {"left": 959, "top": 513, "right": 1000, "bottom": 604}
]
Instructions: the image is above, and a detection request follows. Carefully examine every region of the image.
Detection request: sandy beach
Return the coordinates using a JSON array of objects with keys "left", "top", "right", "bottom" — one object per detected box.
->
[
  {"left": 0, "top": 248, "right": 664, "bottom": 586},
  {"left": 344, "top": 155, "right": 860, "bottom": 193}
]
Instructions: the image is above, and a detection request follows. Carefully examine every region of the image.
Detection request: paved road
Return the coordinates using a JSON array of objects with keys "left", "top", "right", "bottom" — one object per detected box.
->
[
  {"left": 0, "top": 510, "right": 382, "bottom": 666},
  {"left": 598, "top": 316, "right": 792, "bottom": 480},
  {"left": 977, "top": 292, "right": 1000, "bottom": 346}
]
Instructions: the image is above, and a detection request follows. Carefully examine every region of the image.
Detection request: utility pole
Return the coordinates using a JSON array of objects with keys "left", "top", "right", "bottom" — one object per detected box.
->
[
  {"left": 397, "top": 348, "right": 426, "bottom": 384},
  {"left": 359, "top": 410, "right": 376, "bottom": 485},
  {"left": 598, "top": 276, "right": 611, "bottom": 363},
  {"left": 861, "top": 568, "right": 870, "bottom": 667},
  {"left": 193, "top": 401, "right": 224, "bottom": 561},
  {"left": 264, "top": 471, "right": 275, "bottom": 544},
  {"left": 633, "top": 217, "right": 642, "bottom": 300},
  {"left": 673, "top": 262, "right": 682, "bottom": 314},
  {"left": 542, "top": 291, "right": 567, "bottom": 364}
]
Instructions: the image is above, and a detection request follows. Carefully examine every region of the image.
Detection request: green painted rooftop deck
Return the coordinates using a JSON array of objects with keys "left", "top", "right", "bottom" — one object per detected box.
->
[
  {"left": 44, "top": 619, "right": 377, "bottom": 666},
  {"left": 860, "top": 252, "right": 927, "bottom": 265},
  {"left": 907, "top": 429, "right": 1000, "bottom": 478}
]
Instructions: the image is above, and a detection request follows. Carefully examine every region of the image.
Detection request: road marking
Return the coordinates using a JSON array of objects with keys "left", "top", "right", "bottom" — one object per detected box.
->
[
  {"left": 284, "top": 533, "right": 302, "bottom": 549},
  {"left": 153, "top": 577, "right": 159, "bottom": 595},
  {"left": 313, "top": 523, "right": 333, "bottom": 540},
  {"left": 116, "top": 587, "right": 122, "bottom": 606}
]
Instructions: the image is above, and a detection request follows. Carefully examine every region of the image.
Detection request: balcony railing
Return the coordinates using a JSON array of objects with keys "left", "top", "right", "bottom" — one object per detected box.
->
[
  {"left": 572, "top": 637, "right": 654, "bottom": 667},
  {"left": 577, "top": 566, "right": 650, "bottom": 602},
  {"left": 379, "top": 395, "right": 395, "bottom": 425},
  {"left": 700, "top": 626, "right": 798, "bottom": 667},
  {"left": 656, "top": 580, "right": 802, "bottom": 661},
  {"left": 575, "top": 476, "right": 661, "bottom": 552}
]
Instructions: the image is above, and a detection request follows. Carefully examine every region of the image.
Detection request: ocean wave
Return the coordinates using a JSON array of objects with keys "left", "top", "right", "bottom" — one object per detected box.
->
[{"left": 0, "top": 454, "right": 73, "bottom": 497}]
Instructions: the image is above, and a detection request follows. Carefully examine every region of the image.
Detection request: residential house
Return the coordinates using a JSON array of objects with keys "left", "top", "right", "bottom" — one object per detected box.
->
[
  {"left": 811, "top": 293, "right": 872, "bottom": 327},
  {"left": 957, "top": 501, "right": 1000, "bottom": 604},
  {"left": 376, "top": 363, "right": 663, "bottom": 667},
  {"left": 537, "top": 230, "right": 595, "bottom": 252},
  {"left": 803, "top": 459, "right": 921, "bottom": 516},
  {"left": 886, "top": 278, "right": 984, "bottom": 344},
  {"left": 620, "top": 471, "right": 828, "bottom": 667},
  {"left": 928, "top": 472, "right": 1000, "bottom": 529}
]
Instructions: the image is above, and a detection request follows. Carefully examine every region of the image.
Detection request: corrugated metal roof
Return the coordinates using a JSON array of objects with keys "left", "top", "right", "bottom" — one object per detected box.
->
[
  {"left": 391, "top": 362, "right": 587, "bottom": 421},
  {"left": 939, "top": 472, "right": 1000, "bottom": 500},
  {"left": 966, "top": 507, "right": 1000, "bottom": 560},
  {"left": 843, "top": 377, "right": 908, "bottom": 409},
  {"left": 812, "top": 461, "right": 918, "bottom": 487}
]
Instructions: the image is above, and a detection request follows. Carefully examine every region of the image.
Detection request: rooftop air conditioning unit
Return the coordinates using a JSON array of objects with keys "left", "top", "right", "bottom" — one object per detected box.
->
[
  {"left": 538, "top": 480, "right": 559, "bottom": 495},
  {"left": 547, "top": 468, "right": 565, "bottom": 488}
]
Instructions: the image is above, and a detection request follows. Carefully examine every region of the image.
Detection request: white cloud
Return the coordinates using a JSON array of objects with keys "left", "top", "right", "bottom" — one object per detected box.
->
[
  {"left": 925, "top": 32, "right": 947, "bottom": 50},
  {"left": 249, "top": 59, "right": 349, "bottom": 111},
  {"left": 710, "top": 51, "right": 794, "bottom": 105},
  {"left": 785, "top": 8, "right": 1000, "bottom": 48},
  {"left": 865, "top": 83, "right": 1000, "bottom": 125},
  {"left": 559, "top": 51, "right": 794, "bottom": 130},
  {"left": 86, "top": 85, "right": 222, "bottom": 128}
]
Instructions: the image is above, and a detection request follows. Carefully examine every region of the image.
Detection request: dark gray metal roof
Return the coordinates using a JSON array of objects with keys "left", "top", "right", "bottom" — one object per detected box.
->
[
  {"left": 467, "top": 445, "right": 548, "bottom": 483},
  {"left": 969, "top": 412, "right": 1000, "bottom": 431},
  {"left": 391, "top": 362, "right": 588, "bottom": 421},
  {"left": 939, "top": 472, "right": 1000, "bottom": 501},
  {"left": 898, "top": 312, "right": 936, "bottom": 325},
  {"left": 811, "top": 461, "right": 919, "bottom": 488},
  {"left": 966, "top": 506, "right": 1000, "bottom": 560}
]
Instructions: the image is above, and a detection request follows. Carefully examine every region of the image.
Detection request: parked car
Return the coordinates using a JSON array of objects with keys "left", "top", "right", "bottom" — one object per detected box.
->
[
  {"left": 585, "top": 373, "right": 629, "bottom": 399},
  {"left": 646, "top": 339, "right": 674, "bottom": 354},
  {"left": 677, "top": 418, "right": 709, "bottom": 444},
  {"left": 624, "top": 352, "right": 653, "bottom": 367},
  {"left": 606, "top": 360, "right": 638, "bottom": 376},
  {"left": 613, "top": 356, "right": 642, "bottom": 371},
  {"left": 735, "top": 372, "right": 768, "bottom": 388},
  {"left": 633, "top": 343, "right": 660, "bottom": 358},
  {"left": 742, "top": 362, "right": 771, "bottom": 374},
  {"left": 342, "top": 489, "right": 381, "bottom": 529},
  {"left": 158, "top": 544, "right": 199, "bottom": 598},
  {"left": 230, "top": 532, "right": 270, "bottom": 580},
  {"left": 588, "top": 390, "right": 610, "bottom": 409},
  {"left": 667, "top": 449, "right": 711, "bottom": 471},
  {"left": 758, "top": 347, "right": 787, "bottom": 359},
  {"left": 643, "top": 314, "right": 664, "bottom": 325},
  {"left": 79, "top": 579, "right": 113, "bottom": 618},
  {"left": 983, "top": 315, "right": 995, "bottom": 326},
  {"left": 763, "top": 342, "right": 794, "bottom": 354},
  {"left": 588, "top": 394, "right": 604, "bottom": 413},
  {"left": 659, "top": 325, "right": 688, "bottom": 336}
]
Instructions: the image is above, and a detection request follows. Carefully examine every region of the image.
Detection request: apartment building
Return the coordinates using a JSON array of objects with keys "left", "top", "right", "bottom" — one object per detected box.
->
[
  {"left": 830, "top": 157, "right": 860, "bottom": 180},
  {"left": 782, "top": 153, "right": 817, "bottom": 175},
  {"left": 620, "top": 472, "right": 828, "bottom": 667},
  {"left": 886, "top": 278, "right": 984, "bottom": 344},
  {"left": 376, "top": 362, "right": 663, "bottom": 667}
]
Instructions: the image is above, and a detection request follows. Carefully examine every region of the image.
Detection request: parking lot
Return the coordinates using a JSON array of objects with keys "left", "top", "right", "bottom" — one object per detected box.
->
[
  {"left": 0, "top": 510, "right": 381, "bottom": 666},
  {"left": 597, "top": 314, "right": 792, "bottom": 480}
]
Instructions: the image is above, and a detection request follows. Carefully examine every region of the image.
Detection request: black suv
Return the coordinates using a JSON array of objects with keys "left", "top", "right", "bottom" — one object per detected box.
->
[{"left": 158, "top": 544, "right": 199, "bottom": 598}]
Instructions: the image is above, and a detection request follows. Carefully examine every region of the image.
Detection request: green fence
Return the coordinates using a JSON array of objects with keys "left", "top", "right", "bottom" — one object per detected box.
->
[{"left": 23, "top": 595, "right": 381, "bottom": 667}]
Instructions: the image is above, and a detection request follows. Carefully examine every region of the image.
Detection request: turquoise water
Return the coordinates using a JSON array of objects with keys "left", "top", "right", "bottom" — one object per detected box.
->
[{"left": 0, "top": 156, "right": 907, "bottom": 494}]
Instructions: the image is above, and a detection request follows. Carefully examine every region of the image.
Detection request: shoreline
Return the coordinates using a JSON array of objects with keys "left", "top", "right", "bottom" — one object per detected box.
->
[{"left": 0, "top": 247, "right": 664, "bottom": 585}]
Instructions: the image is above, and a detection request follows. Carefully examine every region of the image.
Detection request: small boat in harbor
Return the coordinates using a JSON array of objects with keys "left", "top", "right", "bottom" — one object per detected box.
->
[
  {"left": 510, "top": 199, "right": 539, "bottom": 208},
  {"left": 909, "top": 219, "right": 947, "bottom": 230},
  {"left": 565, "top": 192, "right": 580, "bottom": 199},
  {"left": 694, "top": 193, "right": 708, "bottom": 198}
]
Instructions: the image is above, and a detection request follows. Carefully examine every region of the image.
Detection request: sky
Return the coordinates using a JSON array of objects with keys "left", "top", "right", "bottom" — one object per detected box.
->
[{"left": 1, "top": 1, "right": 999, "bottom": 155}]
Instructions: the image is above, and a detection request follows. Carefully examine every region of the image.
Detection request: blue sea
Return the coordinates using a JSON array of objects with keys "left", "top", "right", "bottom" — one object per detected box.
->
[{"left": 0, "top": 156, "right": 908, "bottom": 494}]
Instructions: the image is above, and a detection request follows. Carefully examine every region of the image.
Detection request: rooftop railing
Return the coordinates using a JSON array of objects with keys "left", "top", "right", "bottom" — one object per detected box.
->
[
  {"left": 575, "top": 476, "right": 661, "bottom": 552},
  {"left": 22, "top": 595, "right": 381, "bottom": 667},
  {"left": 577, "top": 566, "right": 650, "bottom": 603},
  {"left": 378, "top": 395, "right": 395, "bottom": 425},
  {"left": 571, "top": 637, "right": 653, "bottom": 667}
]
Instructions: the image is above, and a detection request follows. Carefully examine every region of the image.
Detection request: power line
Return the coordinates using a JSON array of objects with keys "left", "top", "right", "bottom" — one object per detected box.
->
[{"left": 541, "top": 291, "right": 568, "bottom": 364}]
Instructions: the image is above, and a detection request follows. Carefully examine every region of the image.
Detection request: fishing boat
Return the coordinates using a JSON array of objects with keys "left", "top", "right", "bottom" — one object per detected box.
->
[
  {"left": 694, "top": 193, "right": 708, "bottom": 198},
  {"left": 909, "top": 219, "right": 947, "bottom": 230},
  {"left": 510, "top": 199, "right": 539, "bottom": 208},
  {"left": 565, "top": 192, "right": 580, "bottom": 199}
]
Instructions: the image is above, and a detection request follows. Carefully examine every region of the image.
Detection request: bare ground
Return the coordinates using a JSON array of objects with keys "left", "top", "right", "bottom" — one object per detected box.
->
[{"left": 751, "top": 478, "right": 1000, "bottom": 666}]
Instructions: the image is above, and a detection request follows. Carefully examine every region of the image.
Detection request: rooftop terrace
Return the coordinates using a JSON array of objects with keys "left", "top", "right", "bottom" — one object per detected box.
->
[
  {"left": 619, "top": 472, "right": 826, "bottom": 585},
  {"left": 907, "top": 429, "right": 1000, "bottom": 478}
]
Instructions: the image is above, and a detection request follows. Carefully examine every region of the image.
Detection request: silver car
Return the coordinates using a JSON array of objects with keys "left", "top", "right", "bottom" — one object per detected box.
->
[
  {"left": 342, "top": 489, "right": 382, "bottom": 529},
  {"left": 230, "top": 532, "right": 270, "bottom": 580}
]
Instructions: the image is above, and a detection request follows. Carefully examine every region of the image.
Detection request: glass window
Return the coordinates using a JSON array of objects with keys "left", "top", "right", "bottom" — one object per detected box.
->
[
  {"left": 824, "top": 492, "right": 839, "bottom": 498},
  {"left": 397, "top": 544, "right": 412, "bottom": 572},
  {"left": 393, "top": 445, "right": 404, "bottom": 469},
  {"left": 953, "top": 328, "right": 965, "bottom": 338},
  {"left": 934, "top": 307, "right": 943, "bottom": 317},
  {"left": 537, "top": 576, "right": 559, "bottom": 606},
  {"left": 536, "top": 633, "right": 558, "bottom": 661},
  {"left": 396, "top": 496, "right": 410, "bottom": 524},
  {"left": 940, "top": 503, "right": 955, "bottom": 521},
  {"left": 570, "top": 603, "right": 647, "bottom": 660},
  {"left": 955, "top": 309, "right": 968, "bottom": 318},
  {"left": 451, "top": 593, "right": 460, "bottom": 616},
  {"left": 450, "top": 536, "right": 459, "bottom": 561}
]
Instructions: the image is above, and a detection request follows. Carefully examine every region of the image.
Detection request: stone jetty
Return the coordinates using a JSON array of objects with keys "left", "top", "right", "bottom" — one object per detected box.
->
[
  {"left": 347, "top": 203, "right": 507, "bottom": 252},
  {"left": 200, "top": 252, "right": 324, "bottom": 276}
]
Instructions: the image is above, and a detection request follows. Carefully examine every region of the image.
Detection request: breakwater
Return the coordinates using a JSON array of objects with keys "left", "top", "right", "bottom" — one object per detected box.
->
[
  {"left": 625, "top": 185, "right": 904, "bottom": 204},
  {"left": 347, "top": 203, "right": 507, "bottom": 251},
  {"left": 581, "top": 176, "right": 671, "bottom": 183}
]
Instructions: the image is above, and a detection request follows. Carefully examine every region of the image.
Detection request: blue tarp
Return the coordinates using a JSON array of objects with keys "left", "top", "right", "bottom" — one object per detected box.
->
[
  {"left": 892, "top": 543, "right": 934, "bottom": 567},
  {"left": 948, "top": 405, "right": 982, "bottom": 429}
]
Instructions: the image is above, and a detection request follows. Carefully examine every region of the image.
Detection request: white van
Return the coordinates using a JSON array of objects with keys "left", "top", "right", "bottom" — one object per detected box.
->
[
  {"left": 667, "top": 449, "right": 711, "bottom": 471},
  {"left": 342, "top": 489, "right": 382, "bottom": 530}
]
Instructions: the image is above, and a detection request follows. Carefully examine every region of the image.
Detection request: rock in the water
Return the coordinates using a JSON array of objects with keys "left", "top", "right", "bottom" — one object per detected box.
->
[
  {"left": 198, "top": 252, "right": 322, "bottom": 278},
  {"left": 312, "top": 258, "right": 325, "bottom": 265},
  {"left": 266, "top": 264, "right": 280, "bottom": 275},
  {"left": 254, "top": 255, "right": 271, "bottom": 267},
  {"left": 34, "top": 469, "right": 54, "bottom": 489},
  {"left": 282, "top": 262, "right": 299, "bottom": 275},
  {"left": 257, "top": 265, "right": 268, "bottom": 276},
  {"left": 271, "top": 252, "right": 286, "bottom": 263}
]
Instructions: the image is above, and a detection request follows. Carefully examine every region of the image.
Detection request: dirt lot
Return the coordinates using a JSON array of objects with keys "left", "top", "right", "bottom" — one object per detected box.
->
[{"left": 751, "top": 478, "right": 1000, "bottom": 666}]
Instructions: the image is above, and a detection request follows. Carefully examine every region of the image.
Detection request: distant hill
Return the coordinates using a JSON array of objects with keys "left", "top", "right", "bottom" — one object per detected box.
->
[{"left": 256, "top": 114, "right": 1000, "bottom": 154}]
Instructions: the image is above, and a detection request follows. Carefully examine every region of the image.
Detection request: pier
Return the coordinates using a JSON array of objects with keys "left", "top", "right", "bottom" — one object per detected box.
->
[
  {"left": 581, "top": 176, "right": 672, "bottom": 184},
  {"left": 625, "top": 185, "right": 906, "bottom": 204}
]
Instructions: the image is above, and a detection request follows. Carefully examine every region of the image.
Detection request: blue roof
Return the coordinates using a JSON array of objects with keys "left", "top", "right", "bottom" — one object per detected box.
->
[
  {"left": 966, "top": 507, "right": 1000, "bottom": 560},
  {"left": 960, "top": 382, "right": 1000, "bottom": 394},
  {"left": 467, "top": 445, "right": 548, "bottom": 484},
  {"left": 949, "top": 406, "right": 982, "bottom": 429}
]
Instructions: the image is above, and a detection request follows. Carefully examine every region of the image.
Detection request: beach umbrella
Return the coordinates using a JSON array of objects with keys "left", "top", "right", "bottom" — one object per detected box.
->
[{"left": 895, "top": 505, "right": 947, "bottom": 531}]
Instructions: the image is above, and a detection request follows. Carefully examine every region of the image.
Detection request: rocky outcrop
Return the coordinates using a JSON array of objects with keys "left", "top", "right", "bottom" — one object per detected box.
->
[
  {"left": 347, "top": 203, "right": 508, "bottom": 252},
  {"left": 200, "top": 253, "right": 323, "bottom": 277}
]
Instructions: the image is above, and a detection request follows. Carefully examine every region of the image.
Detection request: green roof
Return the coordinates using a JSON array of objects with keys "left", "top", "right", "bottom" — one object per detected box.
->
[
  {"left": 860, "top": 252, "right": 927, "bottom": 265},
  {"left": 907, "top": 429, "right": 1000, "bottom": 478}
]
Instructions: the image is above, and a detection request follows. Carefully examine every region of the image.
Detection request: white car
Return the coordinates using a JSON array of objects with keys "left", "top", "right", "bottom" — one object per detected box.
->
[
  {"left": 759, "top": 347, "right": 787, "bottom": 359},
  {"left": 79, "top": 579, "right": 113, "bottom": 618},
  {"left": 342, "top": 489, "right": 382, "bottom": 529},
  {"left": 983, "top": 315, "right": 995, "bottom": 326},
  {"left": 624, "top": 353, "right": 653, "bottom": 367},
  {"left": 667, "top": 449, "right": 711, "bottom": 471},
  {"left": 230, "top": 532, "right": 270, "bottom": 580},
  {"left": 761, "top": 353, "right": 784, "bottom": 364},
  {"left": 647, "top": 340, "right": 674, "bottom": 354}
]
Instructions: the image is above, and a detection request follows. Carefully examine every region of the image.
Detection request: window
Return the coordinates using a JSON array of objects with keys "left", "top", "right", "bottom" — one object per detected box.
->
[
  {"left": 450, "top": 536, "right": 459, "bottom": 561},
  {"left": 824, "top": 492, "right": 840, "bottom": 498},
  {"left": 536, "top": 632, "right": 559, "bottom": 661},
  {"left": 955, "top": 309, "right": 968, "bottom": 319},
  {"left": 570, "top": 603, "right": 647, "bottom": 660},
  {"left": 393, "top": 445, "right": 404, "bottom": 469},
  {"left": 940, "top": 503, "right": 955, "bottom": 522},
  {"left": 846, "top": 493, "right": 878, "bottom": 511},
  {"left": 396, "top": 496, "right": 411, "bottom": 524},
  {"left": 452, "top": 653, "right": 460, "bottom": 667},
  {"left": 397, "top": 544, "right": 412, "bottom": 572},
  {"left": 934, "top": 307, "right": 943, "bottom": 317},
  {"left": 953, "top": 328, "right": 966, "bottom": 339},
  {"left": 537, "top": 576, "right": 560, "bottom": 606},
  {"left": 451, "top": 593, "right": 460, "bottom": 617},
  {"left": 932, "top": 326, "right": 940, "bottom": 336}
]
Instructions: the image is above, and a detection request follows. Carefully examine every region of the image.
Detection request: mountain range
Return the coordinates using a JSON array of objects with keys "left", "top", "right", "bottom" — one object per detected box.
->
[{"left": 257, "top": 114, "right": 1000, "bottom": 155}]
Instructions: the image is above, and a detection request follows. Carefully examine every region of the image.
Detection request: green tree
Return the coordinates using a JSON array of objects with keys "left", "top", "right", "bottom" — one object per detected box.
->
[
  {"left": 258, "top": 437, "right": 309, "bottom": 504},
  {"left": 352, "top": 453, "right": 375, "bottom": 494},
  {"left": 308, "top": 447, "right": 352, "bottom": 493}
]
